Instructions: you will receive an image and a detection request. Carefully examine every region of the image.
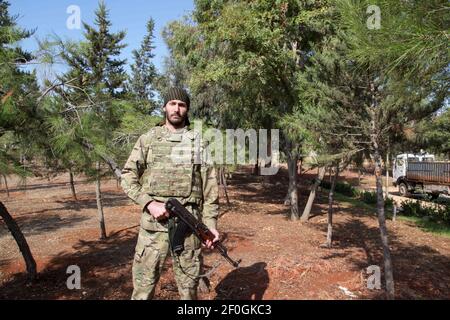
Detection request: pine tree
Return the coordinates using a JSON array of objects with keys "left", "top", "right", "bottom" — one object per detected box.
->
[
  {"left": 44, "top": 0, "right": 128, "bottom": 239},
  {"left": 82, "top": 1, "right": 127, "bottom": 98},
  {"left": 337, "top": 0, "right": 449, "bottom": 298},
  {"left": 413, "top": 109, "right": 450, "bottom": 159},
  {"left": 130, "top": 18, "right": 158, "bottom": 114},
  {"left": 165, "top": 0, "right": 335, "bottom": 220},
  {"left": 0, "top": 0, "right": 39, "bottom": 281}
]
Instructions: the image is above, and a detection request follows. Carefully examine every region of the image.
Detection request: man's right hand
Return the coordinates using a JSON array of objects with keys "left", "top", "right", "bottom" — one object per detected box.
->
[{"left": 146, "top": 201, "right": 169, "bottom": 221}]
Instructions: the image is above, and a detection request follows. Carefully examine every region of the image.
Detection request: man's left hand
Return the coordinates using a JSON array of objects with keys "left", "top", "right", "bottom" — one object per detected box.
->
[{"left": 204, "top": 228, "right": 219, "bottom": 249}]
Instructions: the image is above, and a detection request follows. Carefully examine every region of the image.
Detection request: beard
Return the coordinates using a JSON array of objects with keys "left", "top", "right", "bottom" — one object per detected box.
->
[{"left": 166, "top": 112, "right": 186, "bottom": 126}]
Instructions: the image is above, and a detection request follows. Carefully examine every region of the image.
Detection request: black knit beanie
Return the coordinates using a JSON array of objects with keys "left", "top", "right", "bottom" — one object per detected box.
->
[{"left": 163, "top": 87, "right": 190, "bottom": 109}]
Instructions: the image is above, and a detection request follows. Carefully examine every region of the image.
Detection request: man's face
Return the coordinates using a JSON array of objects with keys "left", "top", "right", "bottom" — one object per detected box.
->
[{"left": 164, "top": 99, "right": 188, "bottom": 126}]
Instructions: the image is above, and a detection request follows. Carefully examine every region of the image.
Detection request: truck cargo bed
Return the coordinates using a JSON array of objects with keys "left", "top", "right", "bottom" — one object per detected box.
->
[{"left": 407, "top": 161, "right": 450, "bottom": 185}]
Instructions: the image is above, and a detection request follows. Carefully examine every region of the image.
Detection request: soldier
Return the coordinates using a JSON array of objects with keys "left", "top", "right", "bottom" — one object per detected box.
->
[{"left": 120, "top": 87, "right": 219, "bottom": 300}]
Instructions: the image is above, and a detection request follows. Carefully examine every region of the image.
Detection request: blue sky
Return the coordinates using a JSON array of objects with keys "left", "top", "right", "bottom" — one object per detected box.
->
[{"left": 10, "top": 0, "right": 194, "bottom": 81}]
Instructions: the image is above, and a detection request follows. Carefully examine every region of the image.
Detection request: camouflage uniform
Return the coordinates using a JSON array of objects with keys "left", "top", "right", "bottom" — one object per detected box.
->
[{"left": 120, "top": 124, "right": 219, "bottom": 300}]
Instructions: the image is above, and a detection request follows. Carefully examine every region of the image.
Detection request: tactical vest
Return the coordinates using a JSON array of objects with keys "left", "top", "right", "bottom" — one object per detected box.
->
[{"left": 142, "top": 125, "right": 203, "bottom": 204}]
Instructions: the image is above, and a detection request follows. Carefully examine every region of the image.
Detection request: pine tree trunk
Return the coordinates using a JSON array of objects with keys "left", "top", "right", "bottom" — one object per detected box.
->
[
  {"left": 374, "top": 149, "right": 395, "bottom": 299},
  {"left": 284, "top": 181, "right": 293, "bottom": 205},
  {"left": 253, "top": 162, "right": 259, "bottom": 175},
  {"left": 95, "top": 162, "right": 107, "bottom": 240},
  {"left": 0, "top": 202, "right": 37, "bottom": 281},
  {"left": 369, "top": 85, "right": 395, "bottom": 298},
  {"left": 385, "top": 150, "right": 389, "bottom": 199},
  {"left": 326, "top": 163, "right": 339, "bottom": 248},
  {"left": 3, "top": 174, "right": 9, "bottom": 197},
  {"left": 221, "top": 166, "right": 230, "bottom": 206},
  {"left": 301, "top": 166, "right": 326, "bottom": 222},
  {"left": 20, "top": 154, "right": 27, "bottom": 193},
  {"left": 69, "top": 170, "right": 77, "bottom": 201},
  {"left": 358, "top": 168, "right": 362, "bottom": 186},
  {"left": 287, "top": 153, "right": 299, "bottom": 221}
]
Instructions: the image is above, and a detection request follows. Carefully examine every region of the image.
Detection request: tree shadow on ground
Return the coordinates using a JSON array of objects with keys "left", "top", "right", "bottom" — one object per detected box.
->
[
  {"left": 309, "top": 216, "right": 450, "bottom": 299},
  {"left": 0, "top": 227, "right": 255, "bottom": 300},
  {"left": 0, "top": 179, "right": 92, "bottom": 194},
  {"left": 226, "top": 170, "right": 316, "bottom": 217},
  {"left": 0, "top": 213, "right": 90, "bottom": 239},
  {"left": 54, "top": 192, "right": 130, "bottom": 211},
  {"left": 5, "top": 192, "right": 131, "bottom": 217},
  {"left": 0, "top": 228, "right": 138, "bottom": 299},
  {"left": 214, "top": 262, "right": 269, "bottom": 300}
]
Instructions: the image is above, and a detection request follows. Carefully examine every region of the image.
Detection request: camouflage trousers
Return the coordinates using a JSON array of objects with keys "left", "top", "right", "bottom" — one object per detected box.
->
[{"left": 131, "top": 227, "right": 202, "bottom": 300}]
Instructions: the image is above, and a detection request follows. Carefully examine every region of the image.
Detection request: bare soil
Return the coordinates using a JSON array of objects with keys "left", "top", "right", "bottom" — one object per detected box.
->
[{"left": 0, "top": 167, "right": 449, "bottom": 300}]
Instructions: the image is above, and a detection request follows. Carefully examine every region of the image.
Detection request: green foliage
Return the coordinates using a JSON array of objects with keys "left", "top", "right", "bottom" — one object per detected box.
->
[
  {"left": 112, "top": 101, "right": 162, "bottom": 166},
  {"left": 319, "top": 179, "right": 395, "bottom": 208},
  {"left": 0, "top": 0, "right": 44, "bottom": 178},
  {"left": 354, "top": 190, "right": 394, "bottom": 208},
  {"left": 397, "top": 215, "right": 450, "bottom": 238},
  {"left": 0, "top": 133, "right": 32, "bottom": 178},
  {"left": 290, "top": 4, "right": 371, "bottom": 170},
  {"left": 414, "top": 108, "right": 450, "bottom": 157},
  {"left": 164, "top": 0, "right": 333, "bottom": 134},
  {"left": 337, "top": 0, "right": 448, "bottom": 156},
  {"left": 338, "top": 0, "right": 449, "bottom": 80},
  {"left": 129, "top": 18, "right": 159, "bottom": 115},
  {"left": 400, "top": 200, "right": 450, "bottom": 225},
  {"left": 320, "top": 180, "right": 356, "bottom": 197},
  {"left": 41, "top": 1, "right": 129, "bottom": 179},
  {"left": 81, "top": 1, "right": 127, "bottom": 97},
  {"left": 356, "top": 190, "right": 377, "bottom": 204}
]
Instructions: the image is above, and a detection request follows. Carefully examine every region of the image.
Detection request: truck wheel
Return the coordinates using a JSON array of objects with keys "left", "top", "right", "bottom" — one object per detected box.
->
[
  {"left": 428, "top": 193, "right": 439, "bottom": 200},
  {"left": 399, "top": 183, "right": 410, "bottom": 197}
]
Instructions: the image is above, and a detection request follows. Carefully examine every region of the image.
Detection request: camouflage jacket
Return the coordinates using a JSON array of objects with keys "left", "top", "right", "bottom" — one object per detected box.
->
[{"left": 120, "top": 125, "right": 219, "bottom": 231}]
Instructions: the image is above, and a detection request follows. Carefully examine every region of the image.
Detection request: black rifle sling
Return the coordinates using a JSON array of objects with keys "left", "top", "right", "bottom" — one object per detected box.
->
[
  {"left": 168, "top": 217, "right": 191, "bottom": 255},
  {"left": 168, "top": 217, "right": 221, "bottom": 280}
]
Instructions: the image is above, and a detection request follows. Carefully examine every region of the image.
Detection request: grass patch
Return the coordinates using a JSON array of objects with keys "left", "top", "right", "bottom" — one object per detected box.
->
[
  {"left": 397, "top": 216, "right": 450, "bottom": 238},
  {"left": 319, "top": 180, "right": 394, "bottom": 207},
  {"left": 321, "top": 188, "right": 450, "bottom": 238},
  {"left": 332, "top": 191, "right": 377, "bottom": 213}
]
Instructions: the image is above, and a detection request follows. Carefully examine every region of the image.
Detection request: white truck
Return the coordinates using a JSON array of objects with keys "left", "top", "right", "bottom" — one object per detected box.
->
[{"left": 392, "top": 152, "right": 450, "bottom": 199}]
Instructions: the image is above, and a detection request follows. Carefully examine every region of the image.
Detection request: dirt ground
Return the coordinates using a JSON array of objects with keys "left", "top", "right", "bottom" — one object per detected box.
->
[{"left": 0, "top": 166, "right": 449, "bottom": 300}]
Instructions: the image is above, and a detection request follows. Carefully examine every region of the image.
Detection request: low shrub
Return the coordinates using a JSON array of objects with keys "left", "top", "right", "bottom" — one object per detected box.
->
[
  {"left": 320, "top": 180, "right": 356, "bottom": 197},
  {"left": 354, "top": 190, "right": 394, "bottom": 208},
  {"left": 400, "top": 200, "right": 450, "bottom": 224}
]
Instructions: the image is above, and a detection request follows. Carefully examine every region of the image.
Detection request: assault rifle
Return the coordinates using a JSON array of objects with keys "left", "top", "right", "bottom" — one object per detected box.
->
[{"left": 165, "top": 198, "right": 241, "bottom": 268}]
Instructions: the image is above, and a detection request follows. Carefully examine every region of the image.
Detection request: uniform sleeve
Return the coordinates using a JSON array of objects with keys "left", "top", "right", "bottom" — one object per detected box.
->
[
  {"left": 200, "top": 142, "right": 219, "bottom": 230},
  {"left": 120, "top": 134, "right": 154, "bottom": 212}
]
